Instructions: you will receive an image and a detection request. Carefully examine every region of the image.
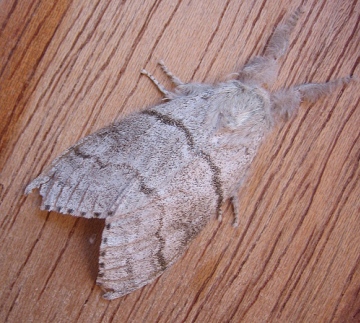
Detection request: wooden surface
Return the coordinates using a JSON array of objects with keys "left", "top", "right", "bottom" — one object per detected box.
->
[{"left": 1, "top": 0, "right": 359, "bottom": 322}]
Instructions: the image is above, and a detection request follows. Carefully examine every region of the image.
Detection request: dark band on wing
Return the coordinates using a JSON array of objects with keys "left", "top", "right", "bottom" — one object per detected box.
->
[
  {"left": 142, "top": 110, "right": 194, "bottom": 148},
  {"left": 142, "top": 109, "right": 223, "bottom": 215}
]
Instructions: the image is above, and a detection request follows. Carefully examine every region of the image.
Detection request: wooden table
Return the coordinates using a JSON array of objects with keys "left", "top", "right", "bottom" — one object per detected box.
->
[{"left": 1, "top": 0, "right": 359, "bottom": 322}]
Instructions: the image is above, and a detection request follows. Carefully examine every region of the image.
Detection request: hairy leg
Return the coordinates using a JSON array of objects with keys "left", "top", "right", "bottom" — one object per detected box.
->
[{"left": 141, "top": 61, "right": 185, "bottom": 99}]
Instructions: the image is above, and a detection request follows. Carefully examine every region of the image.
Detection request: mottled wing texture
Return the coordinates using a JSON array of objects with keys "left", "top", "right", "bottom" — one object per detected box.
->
[
  {"left": 25, "top": 112, "right": 198, "bottom": 218},
  {"left": 26, "top": 98, "right": 223, "bottom": 299},
  {"left": 98, "top": 157, "right": 217, "bottom": 299}
]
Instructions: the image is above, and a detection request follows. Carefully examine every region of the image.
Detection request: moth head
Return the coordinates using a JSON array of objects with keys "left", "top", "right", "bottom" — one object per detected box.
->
[{"left": 209, "top": 82, "right": 267, "bottom": 134}]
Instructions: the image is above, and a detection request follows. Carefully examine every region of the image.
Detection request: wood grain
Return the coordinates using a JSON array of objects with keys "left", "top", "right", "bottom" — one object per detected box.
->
[{"left": 1, "top": 0, "right": 359, "bottom": 322}]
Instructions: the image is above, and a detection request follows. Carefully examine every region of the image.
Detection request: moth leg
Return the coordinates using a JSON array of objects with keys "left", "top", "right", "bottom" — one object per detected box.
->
[
  {"left": 158, "top": 60, "right": 203, "bottom": 97},
  {"left": 143, "top": 62, "right": 200, "bottom": 98},
  {"left": 237, "top": 7, "right": 303, "bottom": 86},
  {"left": 271, "top": 77, "right": 352, "bottom": 122},
  {"left": 231, "top": 195, "right": 240, "bottom": 227},
  {"left": 213, "top": 198, "right": 239, "bottom": 226},
  {"left": 141, "top": 68, "right": 177, "bottom": 99},
  {"left": 158, "top": 60, "right": 184, "bottom": 86},
  {"left": 218, "top": 187, "right": 242, "bottom": 223}
]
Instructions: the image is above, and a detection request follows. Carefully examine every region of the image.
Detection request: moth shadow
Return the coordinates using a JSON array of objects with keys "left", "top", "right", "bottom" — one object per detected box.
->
[{"left": 76, "top": 217, "right": 104, "bottom": 281}]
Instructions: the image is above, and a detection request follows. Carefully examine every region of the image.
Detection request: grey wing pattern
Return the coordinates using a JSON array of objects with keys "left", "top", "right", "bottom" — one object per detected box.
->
[
  {"left": 26, "top": 106, "right": 220, "bottom": 298},
  {"left": 97, "top": 157, "right": 218, "bottom": 299},
  {"left": 25, "top": 112, "right": 194, "bottom": 219}
]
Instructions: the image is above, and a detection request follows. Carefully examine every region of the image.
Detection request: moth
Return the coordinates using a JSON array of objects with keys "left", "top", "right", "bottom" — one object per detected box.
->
[{"left": 26, "top": 8, "right": 350, "bottom": 300}]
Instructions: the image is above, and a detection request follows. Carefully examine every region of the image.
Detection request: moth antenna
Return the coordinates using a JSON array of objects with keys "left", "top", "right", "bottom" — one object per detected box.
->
[
  {"left": 237, "top": 7, "right": 303, "bottom": 86},
  {"left": 270, "top": 76, "right": 353, "bottom": 122}
]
